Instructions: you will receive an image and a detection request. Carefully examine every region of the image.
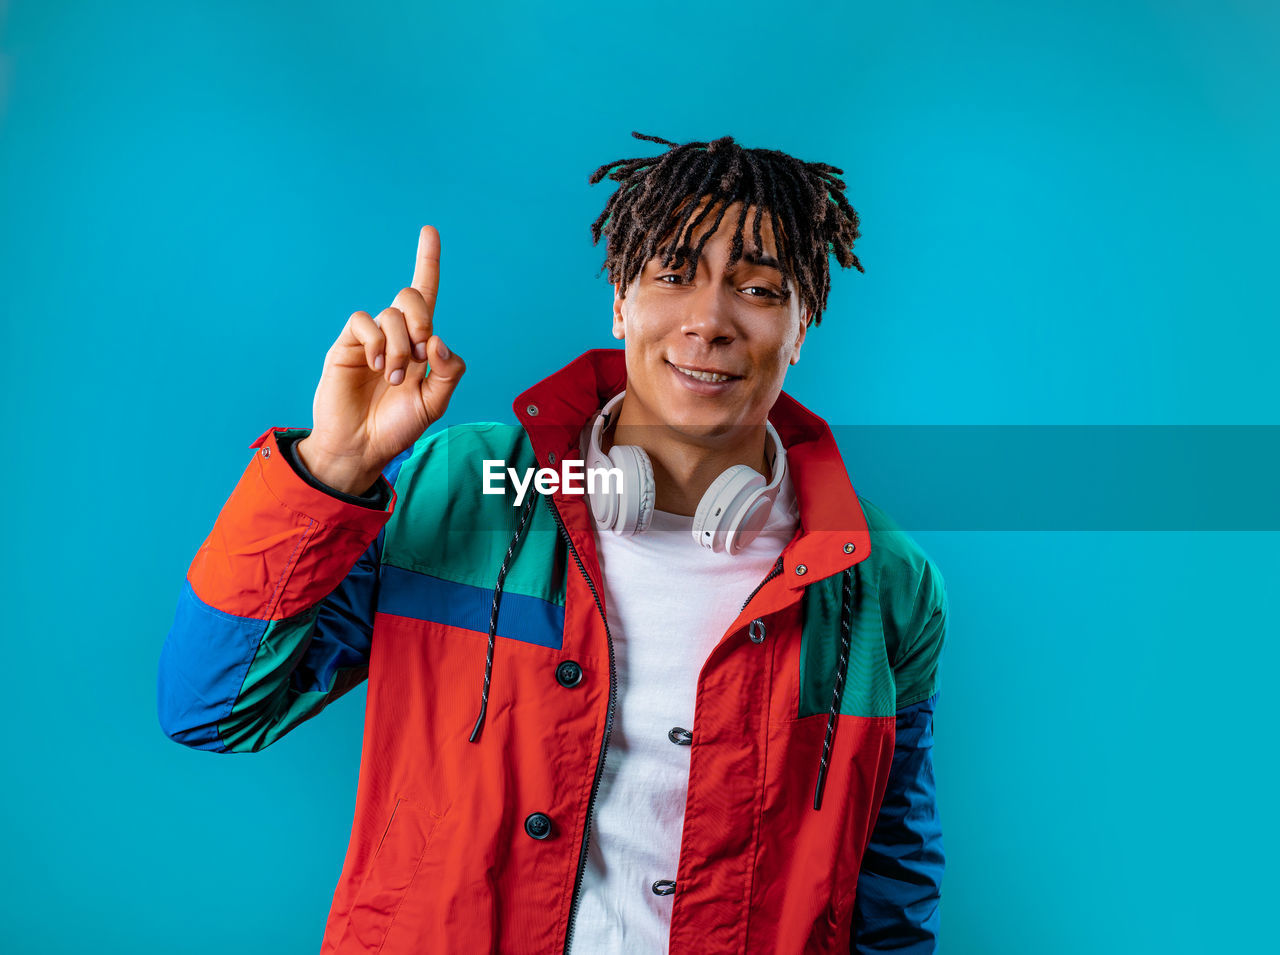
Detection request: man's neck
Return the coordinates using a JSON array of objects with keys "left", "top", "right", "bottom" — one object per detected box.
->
[{"left": 603, "top": 402, "right": 772, "bottom": 516}]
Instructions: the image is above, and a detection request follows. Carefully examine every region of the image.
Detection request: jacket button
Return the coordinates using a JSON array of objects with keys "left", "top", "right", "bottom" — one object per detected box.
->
[
  {"left": 667, "top": 727, "right": 692, "bottom": 746},
  {"left": 652, "top": 879, "right": 677, "bottom": 896},
  {"left": 556, "top": 661, "right": 583, "bottom": 688},
  {"left": 748, "top": 618, "right": 766, "bottom": 644},
  {"left": 844, "top": 542, "right": 855, "bottom": 554},
  {"left": 795, "top": 563, "right": 808, "bottom": 576},
  {"left": 524, "top": 812, "right": 553, "bottom": 840}
]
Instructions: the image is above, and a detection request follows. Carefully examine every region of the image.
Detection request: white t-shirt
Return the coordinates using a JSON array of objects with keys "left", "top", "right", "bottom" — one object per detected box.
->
[{"left": 567, "top": 438, "right": 801, "bottom": 953}]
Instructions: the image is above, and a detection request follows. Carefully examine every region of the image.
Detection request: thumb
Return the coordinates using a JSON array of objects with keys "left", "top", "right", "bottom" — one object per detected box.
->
[{"left": 420, "top": 335, "right": 466, "bottom": 422}]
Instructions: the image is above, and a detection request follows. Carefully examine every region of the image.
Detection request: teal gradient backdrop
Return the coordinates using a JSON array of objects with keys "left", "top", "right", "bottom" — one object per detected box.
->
[{"left": 2, "top": 1, "right": 1276, "bottom": 952}]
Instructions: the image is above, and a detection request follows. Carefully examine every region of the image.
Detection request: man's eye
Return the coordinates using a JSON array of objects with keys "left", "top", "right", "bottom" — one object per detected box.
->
[
  {"left": 744, "top": 286, "right": 781, "bottom": 298},
  {"left": 658, "top": 274, "right": 683, "bottom": 284}
]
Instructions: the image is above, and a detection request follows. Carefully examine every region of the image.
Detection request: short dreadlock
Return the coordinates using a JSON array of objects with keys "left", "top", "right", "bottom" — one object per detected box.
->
[{"left": 588, "top": 132, "right": 863, "bottom": 328}]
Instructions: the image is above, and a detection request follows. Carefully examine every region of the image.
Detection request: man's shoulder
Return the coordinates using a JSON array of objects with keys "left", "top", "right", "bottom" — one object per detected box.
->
[
  {"left": 396, "top": 421, "right": 534, "bottom": 479},
  {"left": 380, "top": 421, "right": 550, "bottom": 587},
  {"left": 856, "top": 495, "right": 948, "bottom": 707},
  {"left": 412, "top": 420, "right": 530, "bottom": 455},
  {"left": 856, "top": 494, "right": 947, "bottom": 617},
  {"left": 385, "top": 420, "right": 538, "bottom": 521},
  {"left": 860, "top": 494, "right": 942, "bottom": 591}
]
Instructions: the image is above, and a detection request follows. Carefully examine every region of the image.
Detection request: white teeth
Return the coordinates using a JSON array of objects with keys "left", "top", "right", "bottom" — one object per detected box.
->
[{"left": 674, "top": 364, "right": 732, "bottom": 383}]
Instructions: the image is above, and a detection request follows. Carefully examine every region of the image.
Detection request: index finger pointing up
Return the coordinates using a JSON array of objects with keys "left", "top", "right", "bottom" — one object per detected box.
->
[{"left": 412, "top": 225, "right": 441, "bottom": 311}]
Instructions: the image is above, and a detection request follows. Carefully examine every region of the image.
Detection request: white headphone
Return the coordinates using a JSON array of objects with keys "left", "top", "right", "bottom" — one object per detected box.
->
[{"left": 583, "top": 390, "right": 789, "bottom": 555}]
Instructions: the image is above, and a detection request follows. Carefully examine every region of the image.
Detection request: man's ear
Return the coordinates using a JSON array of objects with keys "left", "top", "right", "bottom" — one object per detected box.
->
[
  {"left": 612, "top": 285, "right": 626, "bottom": 340},
  {"left": 789, "top": 308, "right": 809, "bottom": 365}
]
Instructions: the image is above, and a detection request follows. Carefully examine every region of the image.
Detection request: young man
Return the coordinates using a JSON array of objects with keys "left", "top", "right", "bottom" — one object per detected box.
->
[{"left": 157, "top": 132, "right": 948, "bottom": 954}]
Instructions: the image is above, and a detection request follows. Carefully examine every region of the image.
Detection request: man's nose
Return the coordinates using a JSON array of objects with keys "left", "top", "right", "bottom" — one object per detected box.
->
[{"left": 680, "top": 281, "right": 737, "bottom": 344}]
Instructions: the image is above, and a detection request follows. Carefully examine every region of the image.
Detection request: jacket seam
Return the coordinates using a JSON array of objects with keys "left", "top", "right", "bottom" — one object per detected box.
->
[
  {"left": 891, "top": 568, "right": 930, "bottom": 670},
  {"left": 263, "top": 516, "right": 318, "bottom": 623},
  {"left": 895, "top": 686, "right": 935, "bottom": 710}
]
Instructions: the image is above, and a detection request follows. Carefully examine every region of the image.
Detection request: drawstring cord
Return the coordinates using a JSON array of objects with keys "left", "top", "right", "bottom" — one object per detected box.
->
[
  {"left": 469, "top": 491, "right": 539, "bottom": 743},
  {"left": 813, "top": 567, "right": 855, "bottom": 810}
]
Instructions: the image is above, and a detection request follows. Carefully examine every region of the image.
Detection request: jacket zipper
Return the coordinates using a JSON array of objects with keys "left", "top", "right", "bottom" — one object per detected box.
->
[
  {"left": 740, "top": 555, "right": 785, "bottom": 614},
  {"left": 545, "top": 493, "right": 618, "bottom": 955}
]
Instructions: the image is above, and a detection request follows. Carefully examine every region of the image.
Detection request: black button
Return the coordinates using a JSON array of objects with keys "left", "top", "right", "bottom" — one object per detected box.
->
[
  {"left": 556, "top": 661, "right": 583, "bottom": 688},
  {"left": 748, "top": 619, "right": 766, "bottom": 644},
  {"left": 524, "top": 812, "right": 553, "bottom": 840},
  {"left": 652, "top": 879, "right": 677, "bottom": 896},
  {"left": 667, "top": 727, "right": 692, "bottom": 746}
]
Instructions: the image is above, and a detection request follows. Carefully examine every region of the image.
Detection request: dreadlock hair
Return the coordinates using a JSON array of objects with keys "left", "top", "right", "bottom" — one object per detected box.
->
[{"left": 588, "top": 132, "right": 863, "bottom": 328}]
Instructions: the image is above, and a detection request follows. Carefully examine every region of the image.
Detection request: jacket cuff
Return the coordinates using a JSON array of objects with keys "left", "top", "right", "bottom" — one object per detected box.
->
[
  {"left": 245, "top": 426, "right": 396, "bottom": 527},
  {"left": 186, "top": 427, "right": 396, "bottom": 622}
]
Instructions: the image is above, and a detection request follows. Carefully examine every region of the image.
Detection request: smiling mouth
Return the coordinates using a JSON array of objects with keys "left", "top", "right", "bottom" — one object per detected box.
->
[{"left": 667, "top": 361, "right": 742, "bottom": 383}]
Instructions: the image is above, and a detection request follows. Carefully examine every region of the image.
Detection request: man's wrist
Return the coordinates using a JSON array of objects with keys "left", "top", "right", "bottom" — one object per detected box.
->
[{"left": 294, "top": 437, "right": 383, "bottom": 497}]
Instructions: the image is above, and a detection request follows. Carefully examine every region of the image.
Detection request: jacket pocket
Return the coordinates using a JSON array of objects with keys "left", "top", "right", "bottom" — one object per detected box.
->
[{"left": 336, "top": 797, "right": 446, "bottom": 953}]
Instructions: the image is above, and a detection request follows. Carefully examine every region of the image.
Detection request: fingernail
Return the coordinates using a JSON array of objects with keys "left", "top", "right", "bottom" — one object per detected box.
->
[
  {"left": 374, "top": 354, "right": 384, "bottom": 371},
  {"left": 390, "top": 368, "right": 404, "bottom": 385},
  {"left": 414, "top": 342, "right": 427, "bottom": 361},
  {"left": 438, "top": 340, "right": 450, "bottom": 359}
]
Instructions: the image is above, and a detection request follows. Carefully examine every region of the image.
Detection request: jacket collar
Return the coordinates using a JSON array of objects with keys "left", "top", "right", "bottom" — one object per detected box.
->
[{"left": 512, "top": 348, "right": 871, "bottom": 584}]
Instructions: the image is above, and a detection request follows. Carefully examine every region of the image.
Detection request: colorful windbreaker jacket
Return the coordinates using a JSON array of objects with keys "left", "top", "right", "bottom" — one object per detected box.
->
[{"left": 157, "top": 348, "right": 948, "bottom": 954}]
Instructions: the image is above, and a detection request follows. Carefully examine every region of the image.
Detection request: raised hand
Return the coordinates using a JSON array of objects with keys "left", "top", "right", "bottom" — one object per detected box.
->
[{"left": 295, "top": 226, "right": 467, "bottom": 495}]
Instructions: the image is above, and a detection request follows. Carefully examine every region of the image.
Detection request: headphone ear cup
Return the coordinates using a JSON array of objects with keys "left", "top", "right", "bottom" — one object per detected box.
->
[
  {"left": 692, "top": 465, "right": 766, "bottom": 553},
  {"left": 607, "top": 443, "right": 655, "bottom": 534},
  {"left": 725, "top": 489, "right": 773, "bottom": 555},
  {"left": 586, "top": 440, "right": 619, "bottom": 531}
]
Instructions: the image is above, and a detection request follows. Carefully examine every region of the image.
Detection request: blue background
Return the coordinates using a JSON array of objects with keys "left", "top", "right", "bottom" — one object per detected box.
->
[{"left": 3, "top": 1, "right": 1277, "bottom": 952}]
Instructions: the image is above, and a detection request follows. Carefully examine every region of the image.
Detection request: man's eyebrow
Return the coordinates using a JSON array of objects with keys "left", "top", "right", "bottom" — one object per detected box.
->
[
  {"left": 741, "top": 249, "right": 784, "bottom": 271},
  {"left": 648, "top": 241, "right": 789, "bottom": 281}
]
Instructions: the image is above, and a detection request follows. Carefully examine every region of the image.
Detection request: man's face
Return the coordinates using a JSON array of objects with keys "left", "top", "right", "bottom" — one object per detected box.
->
[{"left": 611, "top": 197, "right": 808, "bottom": 444}]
